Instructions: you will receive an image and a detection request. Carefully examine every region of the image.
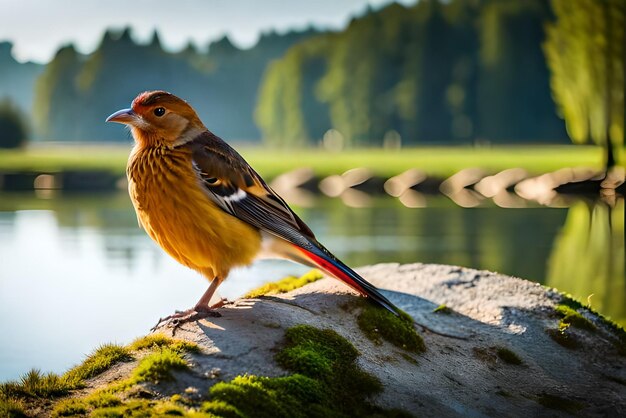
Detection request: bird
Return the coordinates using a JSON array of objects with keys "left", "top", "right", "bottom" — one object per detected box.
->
[{"left": 106, "top": 90, "right": 401, "bottom": 328}]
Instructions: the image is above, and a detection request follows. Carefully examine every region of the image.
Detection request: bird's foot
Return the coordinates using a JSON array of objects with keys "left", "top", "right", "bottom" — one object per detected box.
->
[{"left": 150, "top": 306, "right": 222, "bottom": 334}]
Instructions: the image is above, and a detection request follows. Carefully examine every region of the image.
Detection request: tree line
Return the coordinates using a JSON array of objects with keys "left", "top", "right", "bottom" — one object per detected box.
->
[{"left": 0, "top": 0, "right": 623, "bottom": 161}]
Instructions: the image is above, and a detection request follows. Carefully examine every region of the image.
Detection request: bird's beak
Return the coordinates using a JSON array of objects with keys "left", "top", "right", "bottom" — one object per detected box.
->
[{"left": 106, "top": 108, "right": 136, "bottom": 124}]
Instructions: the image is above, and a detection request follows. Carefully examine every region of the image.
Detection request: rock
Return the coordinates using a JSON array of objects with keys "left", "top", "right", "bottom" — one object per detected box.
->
[
  {"left": 17, "top": 263, "right": 626, "bottom": 417},
  {"left": 151, "top": 263, "right": 626, "bottom": 416}
]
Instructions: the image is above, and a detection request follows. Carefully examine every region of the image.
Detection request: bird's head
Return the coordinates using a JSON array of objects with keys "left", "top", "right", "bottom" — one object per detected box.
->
[{"left": 106, "top": 91, "right": 206, "bottom": 147}]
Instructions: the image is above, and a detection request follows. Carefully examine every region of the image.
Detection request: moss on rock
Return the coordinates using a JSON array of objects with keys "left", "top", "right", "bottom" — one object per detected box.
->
[
  {"left": 356, "top": 302, "right": 425, "bottom": 353},
  {"left": 203, "top": 324, "right": 410, "bottom": 418},
  {"left": 48, "top": 325, "right": 412, "bottom": 418},
  {"left": 555, "top": 305, "right": 595, "bottom": 332}
]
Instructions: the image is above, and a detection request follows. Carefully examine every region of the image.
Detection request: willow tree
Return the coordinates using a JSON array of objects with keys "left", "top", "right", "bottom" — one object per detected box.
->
[{"left": 544, "top": 0, "right": 625, "bottom": 169}]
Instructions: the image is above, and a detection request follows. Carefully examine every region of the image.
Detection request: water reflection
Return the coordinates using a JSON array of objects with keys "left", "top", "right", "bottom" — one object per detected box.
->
[
  {"left": 0, "top": 191, "right": 623, "bottom": 380},
  {"left": 547, "top": 199, "right": 625, "bottom": 325}
]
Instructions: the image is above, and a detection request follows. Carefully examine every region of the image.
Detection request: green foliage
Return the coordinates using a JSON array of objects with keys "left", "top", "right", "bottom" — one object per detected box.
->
[
  {"left": 256, "top": 0, "right": 567, "bottom": 146},
  {"left": 478, "top": 0, "right": 565, "bottom": 142},
  {"left": 244, "top": 270, "right": 324, "bottom": 298},
  {"left": 544, "top": 0, "right": 624, "bottom": 166},
  {"left": 357, "top": 302, "right": 425, "bottom": 353},
  {"left": 31, "top": 27, "right": 318, "bottom": 142},
  {"left": 0, "top": 99, "right": 28, "bottom": 149}
]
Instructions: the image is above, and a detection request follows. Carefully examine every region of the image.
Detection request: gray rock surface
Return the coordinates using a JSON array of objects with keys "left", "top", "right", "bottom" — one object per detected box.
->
[{"left": 152, "top": 263, "right": 626, "bottom": 417}]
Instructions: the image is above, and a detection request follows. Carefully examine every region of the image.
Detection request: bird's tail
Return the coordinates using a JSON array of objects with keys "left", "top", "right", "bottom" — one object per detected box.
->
[{"left": 293, "top": 239, "right": 401, "bottom": 317}]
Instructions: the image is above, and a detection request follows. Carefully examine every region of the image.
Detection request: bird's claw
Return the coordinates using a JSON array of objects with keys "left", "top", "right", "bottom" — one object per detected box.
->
[{"left": 150, "top": 307, "right": 222, "bottom": 334}]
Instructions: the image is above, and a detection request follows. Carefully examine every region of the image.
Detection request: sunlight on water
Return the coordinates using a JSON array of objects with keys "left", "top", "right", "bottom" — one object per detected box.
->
[{"left": 0, "top": 191, "right": 623, "bottom": 380}]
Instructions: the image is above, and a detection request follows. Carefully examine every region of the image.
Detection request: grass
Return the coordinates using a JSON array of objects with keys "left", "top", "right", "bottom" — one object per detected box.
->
[
  {"left": 129, "top": 334, "right": 201, "bottom": 354},
  {"left": 0, "top": 335, "right": 198, "bottom": 417},
  {"left": 244, "top": 270, "right": 324, "bottom": 298},
  {"left": 0, "top": 144, "right": 605, "bottom": 179},
  {"left": 63, "top": 344, "right": 132, "bottom": 387},
  {"left": 0, "top": 343, "right": 130, "bottom": 400},
  {"left": 129, "top": 348, "right": 189, "bottom": 384}
]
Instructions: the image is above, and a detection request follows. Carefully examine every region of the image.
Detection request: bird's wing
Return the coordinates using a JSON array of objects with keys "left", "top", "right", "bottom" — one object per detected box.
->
[
  {"left": 185, "top": 132, "right": 401, "bottom": 317},
  {"left": 186, "top": 132, "right": 315, "bottom": 249}
]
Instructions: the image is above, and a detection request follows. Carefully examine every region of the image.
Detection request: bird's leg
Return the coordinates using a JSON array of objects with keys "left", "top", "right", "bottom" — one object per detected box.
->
[{"left": 151, "top": 278, "right": 223, "bottom": 332}]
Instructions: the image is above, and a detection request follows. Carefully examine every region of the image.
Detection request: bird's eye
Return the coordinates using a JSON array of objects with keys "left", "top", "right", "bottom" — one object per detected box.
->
[
  {"left": 153, "top": 107, "right": 166, "bottom": 117},
  {"left": 206, "top": 177, "right": 220, "bottom": 185}
]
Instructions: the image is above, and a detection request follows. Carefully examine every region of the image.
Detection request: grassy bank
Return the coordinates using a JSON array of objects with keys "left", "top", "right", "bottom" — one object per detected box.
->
[{"left": 0, "top": 144, "right": 607, "bottom": 179}]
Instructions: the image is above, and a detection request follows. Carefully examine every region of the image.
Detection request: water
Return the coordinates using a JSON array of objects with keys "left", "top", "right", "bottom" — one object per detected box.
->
[{"left": 0, "top": 191, "right": 624, "bottom": 380}]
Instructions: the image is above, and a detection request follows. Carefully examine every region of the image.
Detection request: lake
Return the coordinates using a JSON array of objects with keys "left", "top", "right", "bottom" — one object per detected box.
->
[{"left": 0, "top": 190, "right": 623, "bottom": 381}]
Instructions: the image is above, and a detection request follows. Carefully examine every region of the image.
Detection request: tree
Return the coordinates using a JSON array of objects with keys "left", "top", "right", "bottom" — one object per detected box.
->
[
  {"left": 0, "top": 98, "right": 28, "bottom": 148},
  {"left": 544, "top": 0, "right": 625, "bottom": 169},
  {"left": 478, "top": 0, "right": 566, "bottom": 142}
]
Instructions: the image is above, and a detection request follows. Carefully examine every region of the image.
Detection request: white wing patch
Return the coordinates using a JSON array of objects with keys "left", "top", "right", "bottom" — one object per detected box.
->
[{"left": 223, "top": 188, "right": 247, "bottom": 202}]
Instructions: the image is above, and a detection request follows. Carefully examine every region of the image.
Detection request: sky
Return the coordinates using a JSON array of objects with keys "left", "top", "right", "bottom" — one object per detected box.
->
[{"left": 1, "top": 0, "right": 415, "bottom": 64}]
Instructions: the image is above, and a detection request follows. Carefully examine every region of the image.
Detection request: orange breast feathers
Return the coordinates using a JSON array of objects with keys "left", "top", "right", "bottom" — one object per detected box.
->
[{"left": 126, "top": 144, "right": 262, "bottom": 279}]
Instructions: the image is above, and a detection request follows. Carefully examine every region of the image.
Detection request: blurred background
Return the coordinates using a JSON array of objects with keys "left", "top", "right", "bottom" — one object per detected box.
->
[{"left": 0, "top": 0, "right": 624, "bottom": 380}]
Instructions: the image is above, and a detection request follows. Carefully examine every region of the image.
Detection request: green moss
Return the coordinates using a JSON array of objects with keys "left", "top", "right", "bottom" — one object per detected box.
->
[
  {"left": 495, "top": 347, "right": 523, "bottom": 365},
  {"left": 558, "top": 295, "right": 585, "bottom": 310},
  {"left": 559, "top": 295, "right": 626, "bottom": 354},
  {"left": 129, "top": 334, "right": 200, "bottom": 353},
  {"left": 433, "top": 304, "right": 453, "bottom": 314},
  {"left": 204, "top": 374, "right": 323, "bottom": 418},
  {"left": 546, "top": 328, "right": 580, "bottom": 349},
  {"left": 244, "top": 270, "right": 324, "bottom": 298},
  {"left": 130, "top": 348, "right": 189, "bottom": 384},
  {"left": 357, "top": 302, "right": 425, "bottom": 353},
  {"left": 536, "top": 393, "right": 585, "bottom": 413},
  {"left": 204, "top": 325, "right": 410, "bottom": 418},
  {"left": 45, "top": 325, "right": 410, "bottom": 417},
  {"left": 555, "top": 305, "right": 595, "bottom": 332}
]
